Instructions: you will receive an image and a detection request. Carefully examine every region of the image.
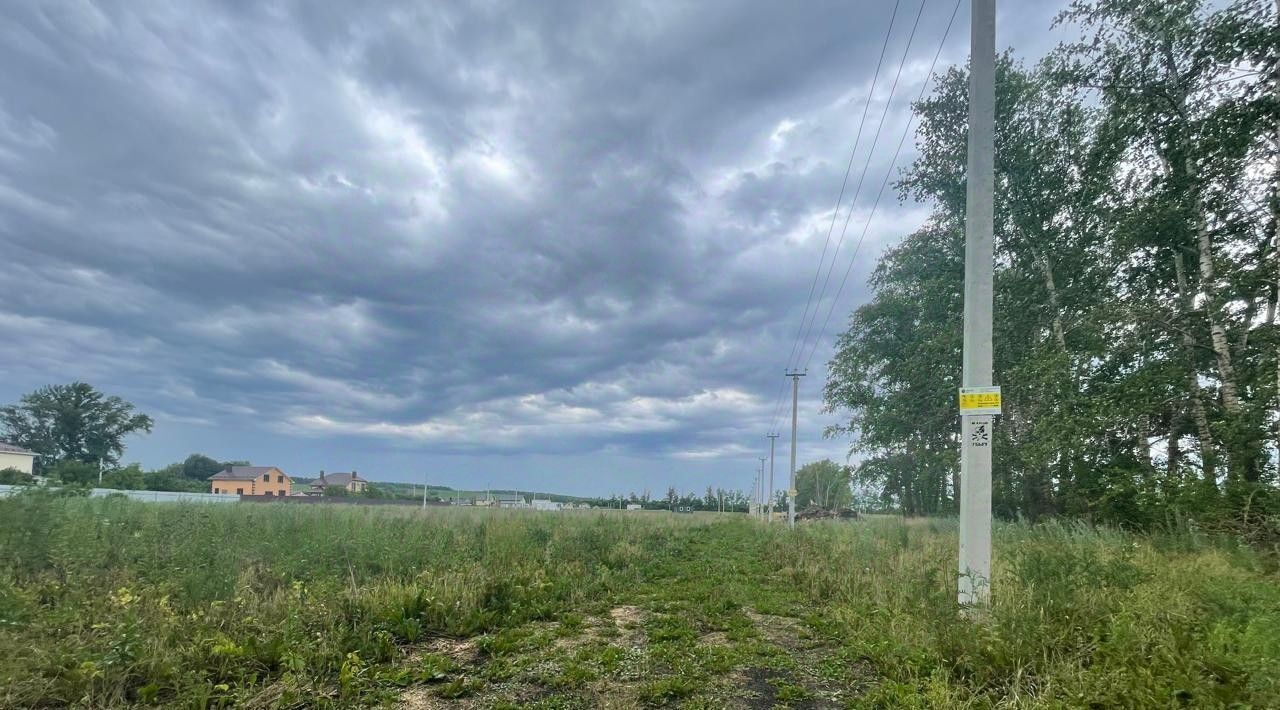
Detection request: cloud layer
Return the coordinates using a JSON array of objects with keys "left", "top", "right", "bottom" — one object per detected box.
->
[{"left": 0, "top": 0, "right": 1062, "bottom": 494}]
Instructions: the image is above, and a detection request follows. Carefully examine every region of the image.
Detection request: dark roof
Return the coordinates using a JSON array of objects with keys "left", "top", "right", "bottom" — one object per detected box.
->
[
  {"left": 310, "top": 471, "right": 366, "bottom": 487},
  {"left": 0, "top": 441, "right": 38, "bottom": 456},
  {"left": 207, "top": 466, "right": 287, "bottom": 481}
]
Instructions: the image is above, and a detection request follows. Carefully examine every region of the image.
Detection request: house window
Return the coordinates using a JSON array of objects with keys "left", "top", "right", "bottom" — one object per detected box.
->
[
  {"left": 213, "top": 488, "right": 220, "bottom": 494},
  {"left": 277, "top": 475, "right": 284, "bottom": 483},
  {"left": 263, "top": 473, "right": 270, "bottom": 481},
  {"left": 236, "top": 488, "right": 244, "bottom": 495},
  {"left": 265, "top": 491, "right": 273, "bottom": 497}
]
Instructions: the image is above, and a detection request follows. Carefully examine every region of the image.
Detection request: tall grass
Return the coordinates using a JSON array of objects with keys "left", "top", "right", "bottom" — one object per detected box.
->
[
  {"left": 775, "top": 516, "right": 1280, "bottom": 706},
  {"left": 0, "top": 496, "right": 681, "bottom": 707},
  {"left": 1, "top": 494, "right": 1277, "bottom": 707}
]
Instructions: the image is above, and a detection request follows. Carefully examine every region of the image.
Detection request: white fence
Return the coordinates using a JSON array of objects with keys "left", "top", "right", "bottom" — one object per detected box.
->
[{"left": 0, "top": 484, "right": 239, "bottom": 504}]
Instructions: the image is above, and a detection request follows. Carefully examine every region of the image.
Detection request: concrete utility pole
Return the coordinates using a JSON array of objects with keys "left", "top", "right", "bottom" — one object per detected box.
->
[
  {"left": 958, "top": 0, "right": 996, "bottom": 609},
  {"left": 757, "top": 467, "right": 764, "bottom": 519},
  {"left": 758, "top": 457, "right": 768, "bottom": 520},
  {"left": 767, "top": 433, "right": 779, "bottom": 522},
  {"left": 785, "top": 370, "right": 805, "bottom": 528},
  {"left": 422, "top": 472, "right": 428, "bottom": 510}
]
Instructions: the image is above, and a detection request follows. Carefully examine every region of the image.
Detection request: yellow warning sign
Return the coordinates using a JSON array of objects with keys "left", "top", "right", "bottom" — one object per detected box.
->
[{"left": 958, "top": 386, "right": 1002, "bottom": 415}]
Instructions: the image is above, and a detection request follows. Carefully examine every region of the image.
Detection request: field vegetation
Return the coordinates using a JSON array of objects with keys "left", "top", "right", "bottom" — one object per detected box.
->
[{"left": 2, "top": 494, "right": 1277, "bottom": 708}]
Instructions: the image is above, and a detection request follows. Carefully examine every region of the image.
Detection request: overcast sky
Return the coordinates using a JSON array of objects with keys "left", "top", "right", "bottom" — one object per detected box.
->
[{"left": 0, "top": 0, "right": 1067, "bottom": 497}]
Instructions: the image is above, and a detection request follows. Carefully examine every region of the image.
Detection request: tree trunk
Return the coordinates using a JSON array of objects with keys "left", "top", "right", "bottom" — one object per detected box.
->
[
  {"left": 1158, "top": 42, "right": 1256, "bottom": 482},
  {"left": 1032, "top": 247, "right": 1068, "bottom": 351},
  {"left": 1192, "top": 203, "right": 1244, "bottom": 415},
  {"left": 1175, "top": 252, "right": 1217, "bottom": 485},
  {"left": 1157, "top": 41, "right": 1242, "bottom": 413},
  {"left": 1136, "top": 413, "right": 1154, "bottom": 471},
  {"left": 1272, "top": 27, "right": 1280, "bottom": 475},
  {"left": 1166, "top": 413, "right": 1183, "bottom": 480}
]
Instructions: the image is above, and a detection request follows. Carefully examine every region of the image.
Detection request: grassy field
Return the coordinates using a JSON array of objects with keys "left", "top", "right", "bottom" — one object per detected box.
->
[{"left": 1, "top": 494, "right": 1278, "bottom": 708}]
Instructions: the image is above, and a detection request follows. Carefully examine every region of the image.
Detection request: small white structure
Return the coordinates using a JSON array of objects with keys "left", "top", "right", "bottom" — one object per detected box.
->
[
  {"left": 531, "top": 499, "right": 562, "bottom": 511},
  {"left": 626, "top": 503, "right": 642, "bottom": 511},
  {"left": 0, "top": 442, "right": 37, "bottom": 475}
]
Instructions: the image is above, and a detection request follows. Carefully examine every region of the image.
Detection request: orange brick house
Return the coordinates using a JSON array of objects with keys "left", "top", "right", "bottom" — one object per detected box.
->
[{"left": 208, "top": 465, "right": 292, "bottom": 497}]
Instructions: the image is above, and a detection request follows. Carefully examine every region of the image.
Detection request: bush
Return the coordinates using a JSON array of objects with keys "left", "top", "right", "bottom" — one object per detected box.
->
[
  {"left": 0, "top": 467, "right": 32, "bottom": 485},
  {"left": 47, "top": 460, "right": 98, "bottom": 485},
  {"left": 100, "top": 463, "right": 145, "bottom": 490}
]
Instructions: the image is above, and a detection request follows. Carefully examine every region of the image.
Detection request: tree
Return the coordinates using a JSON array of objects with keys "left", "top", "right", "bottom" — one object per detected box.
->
[
  {"left": 794, "top": 460, "right": 853, "bottom": 510},
  {"left": 180, "top": 454, "right": 224, "bottom": 481},
  {"left": 143, "top": 467, "right": 204, "bottom": 492},
  {"left": 0, "top": 383, "right": 153, "bottom": 467},
  {"left": 824, "top": 0, "right": 1279, "bottom": 527},
  {"left": 48, "top": 460, "right": 98, "bottom": 486},
  {"left": 101, "top": 464, "right": 146, "bottom": 490}
]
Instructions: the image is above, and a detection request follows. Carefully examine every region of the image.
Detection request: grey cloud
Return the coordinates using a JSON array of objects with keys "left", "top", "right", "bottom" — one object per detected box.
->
[{"left": 0, "top": 0, "right": 1064, "bottom": 486}]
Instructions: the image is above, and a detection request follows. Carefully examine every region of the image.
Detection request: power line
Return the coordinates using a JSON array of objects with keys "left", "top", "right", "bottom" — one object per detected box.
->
[
  {"left": 766, "top": 376, "right": 790, "bottom": 435},
  {"left": 781, "top": 0, "right": 903, "bottom": 377},
  {"left": 801, "top": 0, "right": 963, "bottom": 372},
  {"left": 768, "top": 1, "right": 906, "bottom": 436},
  {"left": 794, "top": 0, "right": 930, "bottom": 370}
]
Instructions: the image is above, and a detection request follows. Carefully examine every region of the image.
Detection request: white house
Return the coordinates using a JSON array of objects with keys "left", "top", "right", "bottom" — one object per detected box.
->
[
  {"left": 0, "top": 442, "right": 37, "bottom": 475},
  {"left": 626, "top": 503, "right": 642, "bottom": 511},
  {"left": 531, "top": 499, "right": 562, "bottom": 511}
]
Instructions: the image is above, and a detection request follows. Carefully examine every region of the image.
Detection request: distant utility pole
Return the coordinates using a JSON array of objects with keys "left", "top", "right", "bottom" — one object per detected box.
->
[
  {"left": 422, "top": 472, "right": 428, "bottom": 510},
  {"left": 958, "top": 0, "right": 997, "bottom": 610},
  {"left": 752, "top": 457, "right": 762, "bottom": 519},
  {"left": 785, "top": 370, "right": 806, "bottom": 529},
  {"left": 767, "top": 433, "right": 779, "bottom": 522}
]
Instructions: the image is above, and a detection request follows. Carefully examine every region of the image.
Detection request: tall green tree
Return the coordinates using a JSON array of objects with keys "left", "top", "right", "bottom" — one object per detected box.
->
[
  {"left": 0, "top": 383, "right": 153, "bottom": 468},
  {"left": 180, "top": 454, "right": 225, "bottom": 481},
  {"left": 824, "top": 0, "right": 1278, "bottom": 527}
]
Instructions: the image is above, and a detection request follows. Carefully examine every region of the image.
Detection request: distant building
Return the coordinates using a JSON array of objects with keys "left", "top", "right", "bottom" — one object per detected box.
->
[
  {"left": 307, "top": 470, "right": 369, "bottom": 495},
  {"left": 0, "top": 441, "right": 37, "bottom": 475},
  {"left": 626, "top": 503, "right": 642, "bottom": 511},
  {"left": 531, "top": 499, "right": 562, "bottom": 511},
  {"left": 495, "top": 493, "right": 527, "bottom": 508},
  {"left": 208, "top": 466, "right": 292, "bottom": 496}
]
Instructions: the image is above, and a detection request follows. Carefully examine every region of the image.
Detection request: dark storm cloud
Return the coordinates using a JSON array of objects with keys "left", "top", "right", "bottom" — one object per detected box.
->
[{"left": 0, "top": 0, "right": 1064, "bottom": 467}]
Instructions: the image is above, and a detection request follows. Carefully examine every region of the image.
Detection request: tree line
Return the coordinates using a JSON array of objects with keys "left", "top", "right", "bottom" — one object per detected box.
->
[
  {"left": 0, "top": 381, "right": 258, "bottom": 492},
  {"left": 824, "top": 0, "right": 1278, "bottom": 532}
]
